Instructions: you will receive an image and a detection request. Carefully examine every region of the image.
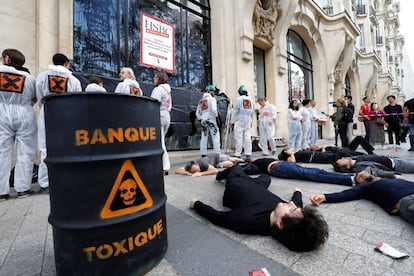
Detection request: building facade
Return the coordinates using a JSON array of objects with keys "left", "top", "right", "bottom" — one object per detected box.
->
[{"left": 0, "top": 0, "right": 405, "bottom": 139}]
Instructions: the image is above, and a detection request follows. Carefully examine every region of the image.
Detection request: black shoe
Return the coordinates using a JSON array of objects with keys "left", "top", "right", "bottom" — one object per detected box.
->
[
  {"left": 39, "top": 187, "right": 49, "bottom": 194},
  {"left": 0, "top": 194, "right": 9, "bottom": 202},
  {"left": 17, "top": 190, "right": 34, "bottom": 199},
  {"left": 408, "top": 148, "right": 414, "bottom": 152}
]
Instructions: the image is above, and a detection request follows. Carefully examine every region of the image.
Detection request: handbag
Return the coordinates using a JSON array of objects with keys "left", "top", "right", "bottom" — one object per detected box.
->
[{"left": 375, "top": 117, "right": 386, "bottom": 125}]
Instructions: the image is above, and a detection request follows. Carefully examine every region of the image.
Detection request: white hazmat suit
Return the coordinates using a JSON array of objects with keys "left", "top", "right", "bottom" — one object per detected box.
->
[
  {"left": 0, "top": 65, "right": 37, "bottom": 195},
  {"left": 36, "top": 65, "right": 82, "bottom": 190},
  {"left": 231, "top": 94, "right": 254, "bottom": 158},
  {"left": 258, "top": 102, "right": 277, "bottom": 155},
  {"left": 151, "top": 83, "right": 172, "bottom": 171},
  {"left": 115, "top": 78, "right": 141, "bottom": 95},
  {"left": 196, "top": 92, "right": 220, "bottom": 156},
  {"left": 300, "top": 106, "right": 311, "bottom": 149}
]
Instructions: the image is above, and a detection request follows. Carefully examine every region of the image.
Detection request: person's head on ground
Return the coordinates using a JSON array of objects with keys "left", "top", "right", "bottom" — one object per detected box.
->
[
  {"left": 277, "top": 148, "right": 295, "bottom": 161},
  {"left": 154, "top": 72, "right": 169, "bottom": 86},
  {"left": 88, "top": 75, "right": 104, "bottom": 87},
  {"left": 289, "top": 99, "right": 299, "bottom": 111},
  {"left": 119, "top": 67, "right": 135, "bottom": 80},
  {"left": 336, "top": 98, "right": 345, "bottom": 107},
  {"left": 362, "top": 96, "right": 370, "bottom": 104},
  {"left": 52, "top": 53, "right": 70, "bottom": 68},
  {"left": 2, "top": 48, "right": 25, "bottom": 66},
  {"left": 238, "top": 85, "right": 248, "bottom": 96},
  {"left": 355, "top": 171, "right": 376, "bottom": 184},
  {"left": 310, "top": 144, "right": 322, "bottom": 151},
  {"left": 333, "top": 157, "right": 353, "bottom": 172},
  {"left": 271, "top": 205, "right": 329, "bottom": 252},
  {"left": 185, "top": 161, "right": 201, "bottom": 173},
  {"left": 387, "top": 95, "right": 396, "bottom": 105},
  {"left": 258, "top": 97, "right": 267, "bottom": 107}
]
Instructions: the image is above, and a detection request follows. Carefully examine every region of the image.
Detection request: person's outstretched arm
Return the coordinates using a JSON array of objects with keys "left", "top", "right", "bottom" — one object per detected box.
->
[
  {"left": 310, "top": 186, "right": 363, "bottom": 206},
  {"left": 190, "top": 199, "right": 238, "bottom": 230},
  {"left": 175, "top": 167, "right": 192, "bottom": 176},
  {"left": 191, "top": 165, "right": 218, "bottom": 177}
]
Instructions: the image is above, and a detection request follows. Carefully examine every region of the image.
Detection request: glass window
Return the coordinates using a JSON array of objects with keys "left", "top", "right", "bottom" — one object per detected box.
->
[
  {"left": 286, "top": 30, "right": 313, "bottom": 102},
  {"left": 253, "top": 47, "right": 266, "bottom": 100},
  {"left": 73, "top": 0, "right": 211, "bottom": 88}
]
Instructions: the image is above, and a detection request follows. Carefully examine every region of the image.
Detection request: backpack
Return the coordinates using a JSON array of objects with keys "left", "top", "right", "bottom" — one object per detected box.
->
[{"left": 341, "top": 107, "right": 353, "bottom": 123}]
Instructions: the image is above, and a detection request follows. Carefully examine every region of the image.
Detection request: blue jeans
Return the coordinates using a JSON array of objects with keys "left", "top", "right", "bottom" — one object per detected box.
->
[
  {"left": 400, "top": 194, "right": 414, "bottom": 225},
  {"left": 393, "top": 159, "right": 414, "bottom": 173},
  {"left": 271, "top": 162, "right": 353, "bottom": 185}
]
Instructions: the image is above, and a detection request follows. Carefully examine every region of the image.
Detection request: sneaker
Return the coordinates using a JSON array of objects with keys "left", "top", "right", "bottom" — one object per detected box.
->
[
  {"left": 17, "top": 190, "right": 34, "bottom": 199},
  {"left": 39, "top": 187, "right": 49, "bottom": 195},
  {"left": 0, "top": 194, "right": 9, "bottom": 202}
]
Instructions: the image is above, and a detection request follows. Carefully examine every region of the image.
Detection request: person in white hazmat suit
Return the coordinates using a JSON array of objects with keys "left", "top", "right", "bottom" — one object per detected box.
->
[
  {"left": 150, "top": 72, "right": 172, "bottom": 174},
  {"left": 114, "top": 67, "right": 142, "bottom": 96},
  {"left": 231, "top": 85, "right": 254, "bottom": 161},
  {"left": 36, "top": 53, "right": 82, "bottom": 194},
  {"left": 300, "top": 99, "right": 312, "bottom": 150},
  {"left": 196, "top": 85, "right": 221, "bottom": 157},
  {"left": 309, "top": 100, "right": 319, "bottom": 146},
  {"left": 257, "top": 97, "right": 277, "bottom": 155},
  {"left": 287, "top": 99, "right": 302, "bottom": 151},
  {"left": 0, "top": 49, "right": 37, "bottom": 201}
]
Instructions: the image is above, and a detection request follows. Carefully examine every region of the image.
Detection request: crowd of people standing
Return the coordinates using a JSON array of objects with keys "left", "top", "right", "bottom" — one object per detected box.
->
[{"left": 0, "top": 48, "right": 172, "bottom": 201}]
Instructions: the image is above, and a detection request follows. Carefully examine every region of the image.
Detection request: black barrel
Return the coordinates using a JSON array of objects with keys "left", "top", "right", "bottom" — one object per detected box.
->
[{"left": 44, "top": 93, "right": 167, "bottom": 275}]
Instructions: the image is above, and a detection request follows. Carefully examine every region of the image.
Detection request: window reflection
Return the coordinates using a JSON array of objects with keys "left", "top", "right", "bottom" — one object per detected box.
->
[
  {"left": 287, "top": 30, "right": 313, "bottom": 102},
  {"left": 73, "top": 0, "right": 211, "bottom": 88}
]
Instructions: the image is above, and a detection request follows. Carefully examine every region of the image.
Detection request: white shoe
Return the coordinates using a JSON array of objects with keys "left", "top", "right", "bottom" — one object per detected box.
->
[{"left": 381, "top": 145, "right": 386, "bottom": 150}]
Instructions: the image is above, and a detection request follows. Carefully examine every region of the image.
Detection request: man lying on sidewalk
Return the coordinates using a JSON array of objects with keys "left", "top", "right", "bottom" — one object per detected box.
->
[
  {"left": 190, "top": 165, "right": 329, "bottom": 252},
  {"left": 310, "top": 178, "right": 414, "bottom": 225},
  {"left": 251, "top": 158, "right": 375, "bottom": 185},
  {"left": 333, "top": 155, "right": 413, "bottom": 178},
  {"left": 277, "top": 136, "right": 374, "bottom": 165},
  {"left": 175, "top": 153, "right": 244, "bottom": 177},
  {"left": 310, "top": 135, "right": 374, "bottom": 155},
  {"left": 277, "top": 147, "right": 359, "bottom": 164}
]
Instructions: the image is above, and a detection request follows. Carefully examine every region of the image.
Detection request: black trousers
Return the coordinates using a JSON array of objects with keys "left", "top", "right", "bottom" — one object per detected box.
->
[
  {"left": 347, "top": 135, "right": 374, "bottom": 154},
  {"left": 387, "top": 122, "right": 401, "bottom": 145},
  {"left": 338, "top": 124, "right": 348, "bottom": 147}
]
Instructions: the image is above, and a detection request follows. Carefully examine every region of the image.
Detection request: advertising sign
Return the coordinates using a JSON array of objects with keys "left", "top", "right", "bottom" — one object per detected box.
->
[{"left": 140, "top": 13, "right": 175, "bottom": 72}]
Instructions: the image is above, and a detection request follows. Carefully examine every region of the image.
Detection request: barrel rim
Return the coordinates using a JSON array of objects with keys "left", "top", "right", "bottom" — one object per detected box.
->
[{"left": 42, "top": 92, "right": 160, "bottom": 105}]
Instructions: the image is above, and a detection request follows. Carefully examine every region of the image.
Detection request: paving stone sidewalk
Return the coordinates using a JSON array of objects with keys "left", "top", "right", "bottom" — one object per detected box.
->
[{"left": 1, "top": 142, "right": 414, "bottom": 275}]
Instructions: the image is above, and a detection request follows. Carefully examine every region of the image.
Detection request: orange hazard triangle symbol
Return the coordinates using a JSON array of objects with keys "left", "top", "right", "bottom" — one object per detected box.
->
[{"left": 100, "top": 159, "right": 153, "bottom": 219}]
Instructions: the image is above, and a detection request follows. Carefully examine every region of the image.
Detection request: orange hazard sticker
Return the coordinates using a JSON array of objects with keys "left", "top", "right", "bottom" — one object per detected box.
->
[
  {"left": 48, "top": 75, "right": 68, "bottom": 93},
  {"left": 0, "top": 72, "right": 25, "bottom": 93},
  {"left": 100, "top": 159, "right": 153, "bottom": 219},
  {"left": 130, "top": 86, "right": 141, "bottom": 96}
]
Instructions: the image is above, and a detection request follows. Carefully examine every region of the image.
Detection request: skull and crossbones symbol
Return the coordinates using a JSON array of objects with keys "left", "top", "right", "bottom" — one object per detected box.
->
[{"left": 119, "top": 179, "right": 138, "bottom": 206}]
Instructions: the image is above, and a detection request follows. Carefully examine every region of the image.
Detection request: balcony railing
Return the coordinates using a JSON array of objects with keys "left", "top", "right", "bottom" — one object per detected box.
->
[
  {"left": 376, "top": 36, "right": 383, "bottom": 45},
  {"left": 356, "top": 4, "right": 366, "bottom": 15},
  {"left": 323, "top": 5, "right": 334, "bottom": 15}
]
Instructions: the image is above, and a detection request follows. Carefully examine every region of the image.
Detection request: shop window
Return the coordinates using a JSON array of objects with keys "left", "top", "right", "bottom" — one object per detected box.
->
[{"left": 286, "top": 30, "right": 313, "bottom": 102}]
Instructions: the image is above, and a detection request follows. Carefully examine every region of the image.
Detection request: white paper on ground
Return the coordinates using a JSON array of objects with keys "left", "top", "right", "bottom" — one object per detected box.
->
[{"left": 375, "top": 242, "right": 409, "bottom": 259}]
